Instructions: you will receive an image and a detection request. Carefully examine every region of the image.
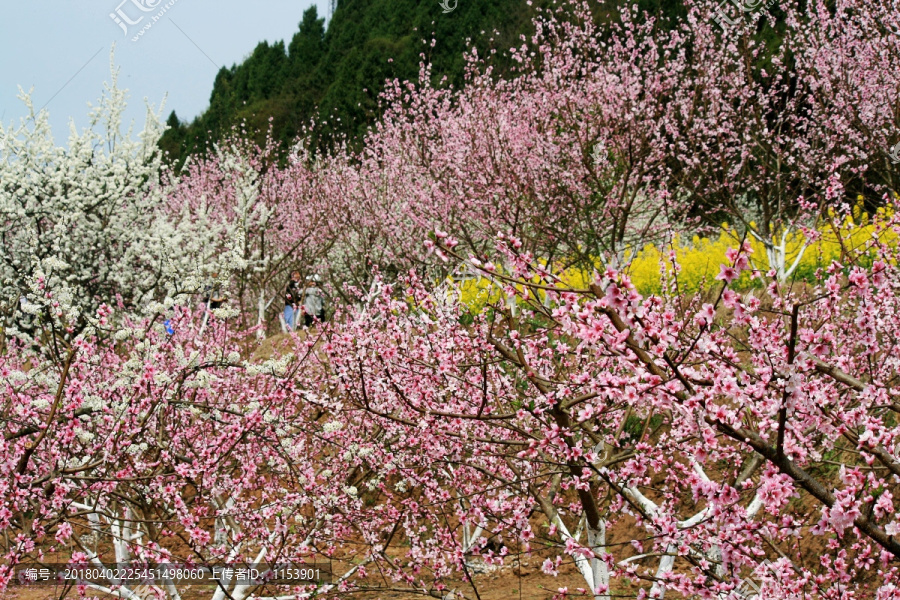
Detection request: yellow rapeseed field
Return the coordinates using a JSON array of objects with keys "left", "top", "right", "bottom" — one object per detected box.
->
[{"left": 455, "top": 203, "right": 896, "bottom": 311}]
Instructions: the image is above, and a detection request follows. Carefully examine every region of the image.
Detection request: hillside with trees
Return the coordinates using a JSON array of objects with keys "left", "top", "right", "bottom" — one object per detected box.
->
[{"left": 159, "top": 0, "right": 686, "bottom": 163}]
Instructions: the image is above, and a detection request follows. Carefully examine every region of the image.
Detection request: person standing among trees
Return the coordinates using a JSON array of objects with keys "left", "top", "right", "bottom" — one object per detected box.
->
[
  {"left": 198, "top": 272, "right": 227, "bottom": 335},
  {"left": 303, "top": 275, "right": 326, "bottom": 328},
  {"left": 202, "top": 272, "right": 226, "bottom": 310},
  {"left": 284, "top": 270, "right": 303, "bottom": 331}
]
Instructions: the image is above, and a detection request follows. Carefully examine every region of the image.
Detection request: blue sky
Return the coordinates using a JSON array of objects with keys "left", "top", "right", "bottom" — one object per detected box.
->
[{"left": 0, "top": 0, "right": 328, "bottom": 142}]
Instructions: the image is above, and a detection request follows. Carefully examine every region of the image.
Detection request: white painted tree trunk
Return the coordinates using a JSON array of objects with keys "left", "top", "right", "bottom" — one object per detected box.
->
[
  {"left": 257, "top": 290, "right": 267, "bottom": 339},
  {"left": 750, "top": 227, "right": 811, "bottom": 282},
  {"left": 549, "top": 513, "right": 610, "bottom": 600},
  {"left": 586, "top": 520, "right": 610, "bottom": 600},
  {"left": 625, "top": 459, "right": 764, "bottom": 600}
]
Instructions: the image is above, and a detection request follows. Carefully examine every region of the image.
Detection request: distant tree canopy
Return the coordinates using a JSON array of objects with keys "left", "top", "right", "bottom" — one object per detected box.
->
[{"left": 158, "top": 0, "right": 694, "bottom": 165}]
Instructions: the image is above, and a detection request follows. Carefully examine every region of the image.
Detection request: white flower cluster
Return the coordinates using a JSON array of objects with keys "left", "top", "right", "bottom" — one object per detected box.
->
[
  {"left": 212, "top": 306, "right": 241, "bottom": 319},
  {"left": 117, "top": 357, "right": 145, "bottom": 387},
  {"left": 66, "top": 455, "right": 91, "bottom": 470},
  {"left": 30, "top": 397, "right": 51, "bottom": 410},
  {"left": 153, "top": 372, "right": 172, "bottom": 386},
  {"left": 114, "top": 328, "right": 135, "bottom": 341},
  {"left": 30, "top": 370, "right": 61, "bottom": 391},
  {"left": 5, "top": 370, "right": 28, "bottom": 385},
  {"left": 82, "top": 395, "right": 104, "bottom": 411},
  {"left": 322, "top": 421, "right": 344, "bottom": 433},
  {"left": 184, "top": 370, "right": 217, "bottom": 390},
  {"left": 127, "top": 442, "right": 149, "bottom": 455},
  {"left": 74, "top": 427, "right": 95, "bottom": 444},
  {"left": 0, "top": 57, "right": 250, "bottom": 340},
  {"left": 244, "top": 354, "right": 293, "bottom": 377}
]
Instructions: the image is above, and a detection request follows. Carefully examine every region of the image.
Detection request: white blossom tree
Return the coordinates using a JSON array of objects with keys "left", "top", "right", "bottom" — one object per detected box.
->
[{"left": 0, "top": 53, "right": 241, "bottom": 348}]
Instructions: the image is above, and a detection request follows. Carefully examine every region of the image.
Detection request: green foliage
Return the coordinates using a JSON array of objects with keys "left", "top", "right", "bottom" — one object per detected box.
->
[
  {"left": 620, "top": 413, "right": 662, "bottom": 446},
  {"left": 161, "top": 0, "right": 695, "bottom": 165}
]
